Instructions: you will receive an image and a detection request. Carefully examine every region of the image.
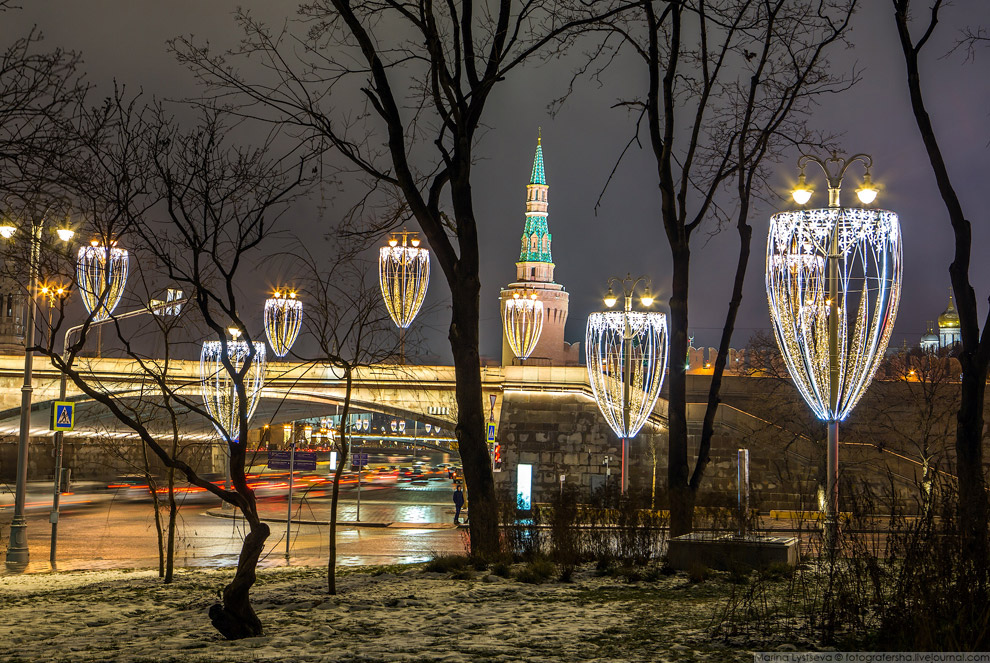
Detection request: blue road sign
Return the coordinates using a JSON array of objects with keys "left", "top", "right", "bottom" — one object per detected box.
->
[
  {"left": 267, "top": 450, "right": 318, "bottom": 471},
  {"left": 487, "top": 422, "right": 497, "bottom": 442},
  {"left": 351, "top": 452, "right": 369, "bottom": 468},
  {"left": 51, "top": 401, "right": 75, "bottom": 432}
]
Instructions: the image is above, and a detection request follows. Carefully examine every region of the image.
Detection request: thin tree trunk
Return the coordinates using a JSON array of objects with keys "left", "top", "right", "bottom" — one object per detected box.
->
[
  {"left": 142, "top": 441, "right": 165, "bottom": 578},
  {"left": 164, "top": 449, "right": 178, "bottom": 584},
  {"left": 209, "top": 515, "right": 270, "bottom": 639},
  {"left": 328, "top": 369, "right": 353, "bottom": 595}
]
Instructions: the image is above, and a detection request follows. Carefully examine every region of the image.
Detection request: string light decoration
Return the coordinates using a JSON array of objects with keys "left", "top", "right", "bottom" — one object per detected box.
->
[
  {"left": 264, "top": 290, "right": 303, "bottom": 358},
  {"left": 767, "top": 208, "right": 902, "bottom": 420},
  {"left": 502, "top": 292, "right": 545, "bottom": 360},
  {"left": 199, "top": 331, "right": 267, "bottom": 443},
  {"left": 766, "top": 152, "right": 900, "bottom": 549},
  {"left": 76, "top": 241, "right": 129, "bottom": 321},
  {"left": 586, "top": 311, "right": 669, "bottom": 439},
  {"left": 379, "top": 229, "right": 430, "bottom": 329}
]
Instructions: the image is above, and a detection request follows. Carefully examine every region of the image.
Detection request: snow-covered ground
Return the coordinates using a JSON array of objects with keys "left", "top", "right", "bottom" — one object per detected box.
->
[{"left": 0, "top": 563, "right": 754, "bottom": 662}]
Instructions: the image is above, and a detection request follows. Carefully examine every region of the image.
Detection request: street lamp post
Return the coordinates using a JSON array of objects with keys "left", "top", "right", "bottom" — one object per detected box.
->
[
  {"left": 1, "top": 215, "right": 74, "bottom": 566},
  {"left": 766, "top": 152, "right": 900, "bottom": 551},
  {"left": 586, "top": 274, "right": 668, "bottom": 495}
]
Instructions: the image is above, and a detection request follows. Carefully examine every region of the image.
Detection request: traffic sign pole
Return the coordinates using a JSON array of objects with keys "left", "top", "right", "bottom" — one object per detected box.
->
[
  {"left": 286, "top": 442, "right": 295, "bottom": 559},
  {"left": 356, "top": 453, "right": 361, "bottom": 523}
]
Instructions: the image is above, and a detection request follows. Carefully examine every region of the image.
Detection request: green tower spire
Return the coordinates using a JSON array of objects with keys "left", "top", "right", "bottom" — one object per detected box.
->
[{"left": 518, "top": 131, "right": 553, "bottom": 267}]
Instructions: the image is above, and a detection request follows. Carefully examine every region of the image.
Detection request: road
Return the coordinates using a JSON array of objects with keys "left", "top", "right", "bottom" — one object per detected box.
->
[{"left": 0, "top": 479, "right": 465, "bottom": 575}]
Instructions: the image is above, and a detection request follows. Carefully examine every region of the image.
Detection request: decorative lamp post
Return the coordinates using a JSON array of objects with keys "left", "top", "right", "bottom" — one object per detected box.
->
[
  {"left": 766, "top": 152, "right": 900, "bottom": 549},
  {"left": 0, "top": 214, "right": 74, "bottom": 566},
  {"left": 379, "top": 229, "right": 430, "bottom": 362},
  {"left": 586, "top": 274, "right": 668, "bottom": 495},
  {"left": 502, "top": 291, "right": 545, "bottom": 361},
  {"left": 77, "top": 240, "right": 129, "bottom": 321},
  {"left": 264, "top": 290, "right": 303, "bottom": 358},
  {"left": 199, "top": 327, "right": 266, "bottom": 444}
]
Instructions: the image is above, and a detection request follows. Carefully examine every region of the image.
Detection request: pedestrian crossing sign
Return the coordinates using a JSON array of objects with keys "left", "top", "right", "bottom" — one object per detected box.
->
[
  {"left": 486, "top": 422, "right": 497, "bottom": 442},
  {"left": 51, "top": 401, "right": 75, "bottom": 432}
]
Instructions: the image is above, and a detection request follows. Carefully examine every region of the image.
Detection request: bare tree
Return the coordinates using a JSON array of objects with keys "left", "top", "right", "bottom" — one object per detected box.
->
[
  {"left": 169, "top": 0, "right": 632, "bottom": 557},
  {"left": 892, "top": 0, "right": 989, "bottom": 562},
  {"left": 27, "top": 97, "right": 305, "bottom": 638},
  {"left": 588, "top": 0, "right": 857, "bottom": 534}
]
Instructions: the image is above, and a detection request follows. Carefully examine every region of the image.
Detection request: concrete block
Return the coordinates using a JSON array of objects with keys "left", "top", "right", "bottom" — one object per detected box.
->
[{"left": 666, "top": 533, "right": 799, "bottom": 571}]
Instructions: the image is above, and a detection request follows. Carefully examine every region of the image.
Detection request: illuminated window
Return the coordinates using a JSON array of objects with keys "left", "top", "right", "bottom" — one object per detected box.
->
[{"left": 517, "top": 463, "right": 532, "bottom": 510}]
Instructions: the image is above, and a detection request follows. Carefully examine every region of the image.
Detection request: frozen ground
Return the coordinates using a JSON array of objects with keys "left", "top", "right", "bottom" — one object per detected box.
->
[{"left": 0, "top": 562, "right": 759, "bottom": 662}]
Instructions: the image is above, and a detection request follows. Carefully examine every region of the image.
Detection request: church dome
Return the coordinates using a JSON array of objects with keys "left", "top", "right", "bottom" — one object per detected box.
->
[{"left": 938, "top": 293, "right": 960, "bottom": 329}]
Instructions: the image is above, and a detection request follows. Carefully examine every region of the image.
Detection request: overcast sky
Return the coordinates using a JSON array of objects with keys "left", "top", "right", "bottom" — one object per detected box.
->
[{"left": 7, "top": 2, "right": 990, "bottom": 362}]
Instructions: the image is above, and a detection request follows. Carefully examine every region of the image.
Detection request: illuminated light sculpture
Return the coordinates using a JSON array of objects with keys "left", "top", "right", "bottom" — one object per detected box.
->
[
  {"left": 264, "top": 290, "right": 303, "bottom": 358},
  {"left": 199, "top": 330, "right": 267, "bottom": 443},
  {"left": 586, "top": 274, "right": 668, "bottom": 494},
  {"left": 502, "top": 292, "right": 545, "bottom": 361},
  {"left": 766, "top": 152, "right": 900, "bottom": 549},
  {"left": 77, "top": 240, "right": 129, "bottom": 321},
  {"left": 379, "top": 229, "right": 430, "bottom": 362}
]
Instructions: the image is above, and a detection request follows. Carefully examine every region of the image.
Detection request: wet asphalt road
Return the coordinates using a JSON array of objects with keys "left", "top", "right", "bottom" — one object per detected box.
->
[{"left": 0, "top": 480, "right": 465, "bottom": 574}]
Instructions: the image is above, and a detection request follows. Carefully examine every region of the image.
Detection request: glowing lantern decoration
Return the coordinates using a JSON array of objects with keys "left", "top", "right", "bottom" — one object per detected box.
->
[
  {"left": 502, "top": 292, "right": 545, "bottom": 360},
  {"left": 199, "top": 330, "right": 266, "bottom": 443},
  {"left": 379, "top": 230, "right": 430, "bottom": 358},
  {"left": 264, "top": 290, "right": 303, "bottom": 358},
  {"left": 77, "top": 241, "right": 129, "bottom": 321}
]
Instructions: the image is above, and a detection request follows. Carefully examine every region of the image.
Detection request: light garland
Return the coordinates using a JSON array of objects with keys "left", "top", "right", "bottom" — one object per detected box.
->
[
  {"left": 503, "top": 292, "right": 545, "bottom": 360},
  {"left": 264, "top": 291, "right": 303, "bottom": 358},
  {"left": 766, "top": 207, "right": 902, "bottom": 421},
  {"left": 199, "top": 339, "right": 266, "bottom": 443},
  {"left": 379, "top": 231, "right": 430, "bottom": 329},
  {"left": 585, "top": 311, "right": 668, "bottom": 438},
  {"left": 76, "top": 241, "right": 129, "bottom": 321}
]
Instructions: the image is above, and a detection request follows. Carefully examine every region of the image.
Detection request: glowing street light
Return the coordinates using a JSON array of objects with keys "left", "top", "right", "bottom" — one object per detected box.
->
[
  {"left": 264, "top": 290, "right": 303, "bottom": 358},
  {"left": 379, "top": 229, "right": 430, "bottom": 362},
  {"left": 502, "top": 291, "right": 545, "bottom": 361},
  {"left": 586, "top": 274, "right": 668, "bottom": 494},
  {"left": 768, "top": 152, "right": 901, "bottom": 549}
]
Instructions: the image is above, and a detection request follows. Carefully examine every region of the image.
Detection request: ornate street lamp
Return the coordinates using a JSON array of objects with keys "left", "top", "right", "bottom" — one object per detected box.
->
[
  {"left": 379, "top": 229, "right": 430, "bottom": 362},
  {"left": 77, "top": 240, "right": 129, "bottom": 321},
  {"left": 502, "top": 291, "right": 545, "bottom": 361},
  {"left": 264, "top": 290, "right": 303, "bottom": 358},
  {"left": 766, "top": 152, "right": 900, "bottom": 549},
  {"left": 199, "top": 328, "right": 266, "bottom": 444},
  {"left": 0, "top": 213, "right": 74, "bottom": 566},
  {"left": 586, "top": 274, "right": 668, "bottom": 494}
]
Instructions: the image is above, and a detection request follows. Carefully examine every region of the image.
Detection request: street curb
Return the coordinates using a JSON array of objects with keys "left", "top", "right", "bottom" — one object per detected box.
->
[{"left": 203, "top": 509, "right": 456, "bottom": 529}]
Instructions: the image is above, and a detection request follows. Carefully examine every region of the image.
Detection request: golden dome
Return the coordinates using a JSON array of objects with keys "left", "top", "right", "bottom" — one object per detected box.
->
[{"left": 938, "top": 293, "right": 960, "bottom": 329}]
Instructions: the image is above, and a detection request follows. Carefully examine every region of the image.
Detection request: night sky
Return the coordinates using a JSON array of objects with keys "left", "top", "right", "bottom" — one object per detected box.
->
[{"left": 8, "top": 2, "right": 990, "bottom": 362}]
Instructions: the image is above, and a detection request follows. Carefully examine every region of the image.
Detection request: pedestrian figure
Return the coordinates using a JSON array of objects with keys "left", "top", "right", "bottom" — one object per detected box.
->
[{"left": 452, "top": 485, "right": 465, "bottom": 524}]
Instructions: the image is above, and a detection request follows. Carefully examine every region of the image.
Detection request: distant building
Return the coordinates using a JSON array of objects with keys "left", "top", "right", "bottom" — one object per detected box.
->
[
  {"left": 920, "top": 290, "right": 962, "bottom": 352},
  {"left": 0, "top": 274, "right": 25, "bottom": 355},
  {"left": 499, "top": 133, "right": 580, "bottom": 366}
]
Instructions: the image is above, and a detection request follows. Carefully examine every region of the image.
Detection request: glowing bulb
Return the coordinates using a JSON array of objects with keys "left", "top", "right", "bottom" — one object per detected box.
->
[
  {"left": 411, "top": 238, "right": 421, "bottom": 247},
  {"left": 857, "top": 173, "right": 878, "bottom": 205},
  {"left": 640, "top": 289, "right": 654, "bottom": 307},
  {"left": 604, "top": 287, "right": 618, "bottom": 308},
  {"left": 513, "top": 292, "right": 520, "bottom": 299},
  {"left": 56, "top": 228, "right": 75, "bottom": 242},
  {"left": 388, "top": 238, "right": 398, "bottom": 247},
  {"left": 792, "top": 173, "right": 813, "bottom": 205},
  {"left": 228, "top": 326, "right": 242, "bottom": 339}
]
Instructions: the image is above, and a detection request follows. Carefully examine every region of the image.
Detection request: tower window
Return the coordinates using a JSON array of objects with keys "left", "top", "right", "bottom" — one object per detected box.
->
[
  {"left": 531, "top": 268, "right": 536, "bottom": 278},
  {"left": 530, "top": 234, "right": 538, "bottom": 252}
]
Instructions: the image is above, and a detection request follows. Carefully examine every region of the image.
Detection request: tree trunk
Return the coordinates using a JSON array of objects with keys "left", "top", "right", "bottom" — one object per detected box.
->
[
  {"left": 328, "top": 370, "right": 353, "bottom": 595},
  {"left": 164, "top": 462, "right": 177, "bottom": 584},
  {"left": 956, "top": 361, "right": 989, "bottom": 555},
  {"left": 209, "top": 518, "right": 270, "bottom": 639},
  {"left": 449, "top": 273, "right": 499, "bottom": 558},
  {"left": 141, "top": 443, "right": 165, "bottom": 578},
  {"left": 667, "top": 244, "right": 693, "bottom": 536}
]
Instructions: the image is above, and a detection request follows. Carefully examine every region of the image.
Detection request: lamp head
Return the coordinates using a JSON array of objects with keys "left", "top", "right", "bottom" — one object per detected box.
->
[
  {"left": 410, "top": 237, "right": 421, "bottom": 247},
  {"left": 792, "top": 172, "right": 813, "bottom": 205},
  {"left": 388, "top": 237, "right": 398, "bottom": 247},
  {"left": 0, "top": 224, "right": 15, "bottom": 239},
  {"left": 640, "top": 285, "right": 654, "bottom": 307},
  {"left": 603, "top": 287, "right": 618, "bottom": 309},
  {"left": 227, "top": 326, "right": 242, "bottom": 340},
  {"left": 56, "top": 227, "right": 74, "bottom": 242},
  {"left": 856, "top": 171, "right": 879, "bottom": 205}
]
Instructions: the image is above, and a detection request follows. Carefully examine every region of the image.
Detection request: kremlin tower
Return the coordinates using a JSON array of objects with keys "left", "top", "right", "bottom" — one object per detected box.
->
[{"left": 500, "top": 133, "right": 580, "bottom": 366}]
